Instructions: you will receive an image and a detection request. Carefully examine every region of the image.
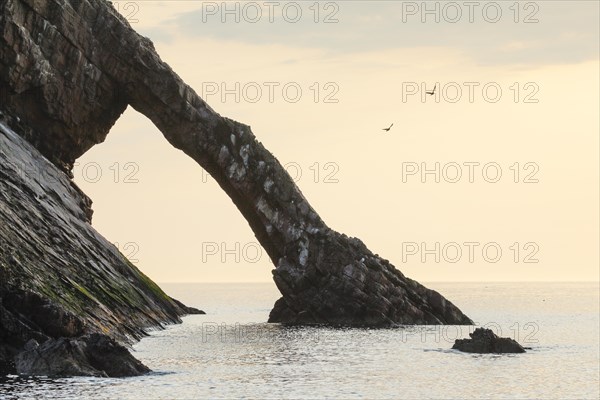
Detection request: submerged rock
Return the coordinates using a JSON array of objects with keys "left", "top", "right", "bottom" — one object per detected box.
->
[{"left": 452, "top": 328, "right": 526, "bottom": 354}]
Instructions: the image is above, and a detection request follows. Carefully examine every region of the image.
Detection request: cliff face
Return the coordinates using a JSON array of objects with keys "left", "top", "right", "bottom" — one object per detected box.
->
[
  {"left": 0, "top": 119, "right": 191, "bottom": 376},
  {"left": 1, "top": 0, "right": 471, "bottom": 376}
]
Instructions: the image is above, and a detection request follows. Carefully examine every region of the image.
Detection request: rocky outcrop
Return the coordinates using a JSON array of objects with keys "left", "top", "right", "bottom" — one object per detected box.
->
[
  {"left": 15, "top": 334, "right": 150, "bottom": 377},
  {"left": 0, "top": 121, "right": 197, "bottom": 376},
  {"left": 453, "top": 328, "right": 526, "bottom": 354},
  {"left": 0, "top": 0, "right": 471, "bottom": 327},
  {"left": 171, "top": 298, "right": 206, "bottom": 315}
]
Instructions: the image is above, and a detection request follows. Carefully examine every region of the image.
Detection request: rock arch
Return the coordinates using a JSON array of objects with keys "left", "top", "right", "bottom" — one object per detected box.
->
[{"left": 0, "top": 0, "right": 472, "bottom": 325}]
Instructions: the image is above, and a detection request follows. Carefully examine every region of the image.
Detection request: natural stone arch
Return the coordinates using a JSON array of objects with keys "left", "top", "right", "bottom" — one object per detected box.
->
[{"left": 0, "top": 0, "right": 471, "bottom": 325}]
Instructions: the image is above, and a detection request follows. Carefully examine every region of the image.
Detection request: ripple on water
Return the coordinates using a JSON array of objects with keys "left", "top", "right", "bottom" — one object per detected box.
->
[{"left": 1, "top": 282, "right": 598, "bottom": 399}]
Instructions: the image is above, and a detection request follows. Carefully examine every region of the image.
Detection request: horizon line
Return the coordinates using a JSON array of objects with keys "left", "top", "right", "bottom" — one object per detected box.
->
[{"left": 157, "top": 280, "right": 600, "bottom": 284}]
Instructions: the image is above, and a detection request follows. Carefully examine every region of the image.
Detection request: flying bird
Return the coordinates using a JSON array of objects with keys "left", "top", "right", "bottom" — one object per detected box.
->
[
  {"left": 382, "top": 123, "right": 393, "bottom": 132},
  {"left": 426, "top": 84, "right": 436, "bottom": 96}
]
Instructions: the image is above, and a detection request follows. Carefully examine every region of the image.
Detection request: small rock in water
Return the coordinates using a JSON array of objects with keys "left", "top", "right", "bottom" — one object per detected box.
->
[{"left": 452, "top": 327, "right": 526, "bottom": 354}]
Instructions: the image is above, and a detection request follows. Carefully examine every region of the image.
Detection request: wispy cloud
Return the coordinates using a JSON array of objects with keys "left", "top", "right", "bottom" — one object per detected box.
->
[{"left": 144, "top": 1, "right": 598, "bottom": 67}]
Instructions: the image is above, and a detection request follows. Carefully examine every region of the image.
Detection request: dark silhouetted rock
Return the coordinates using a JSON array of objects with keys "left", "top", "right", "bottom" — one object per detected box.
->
[
  {"left": 83, "top": 334, "right": 150, "bottom": 377},
  {"left": 171, "top": 298, "right": 206, "bottom": 315},
  {"left": 453, "top": 328, "right": 526, "bottom": 354},
  {"left": 15, "top": 338, "right": 101, "bottom": 377},
  {"left": 15, "top": 334, "right": 149, "bottom": 377}
]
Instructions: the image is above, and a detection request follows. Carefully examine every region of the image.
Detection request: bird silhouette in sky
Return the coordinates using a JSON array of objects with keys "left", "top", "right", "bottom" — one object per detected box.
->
[
  {"left": 382, "top": 123, "right": 393, "bottom": 132},
  {"left": 426, "top": 84, "right": 436, "bottom": 96}
]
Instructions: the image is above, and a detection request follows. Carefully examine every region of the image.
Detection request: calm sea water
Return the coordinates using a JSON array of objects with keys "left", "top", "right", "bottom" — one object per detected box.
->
[{"left": 1, "top": 282, "right": 598, "bottom": 400}]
